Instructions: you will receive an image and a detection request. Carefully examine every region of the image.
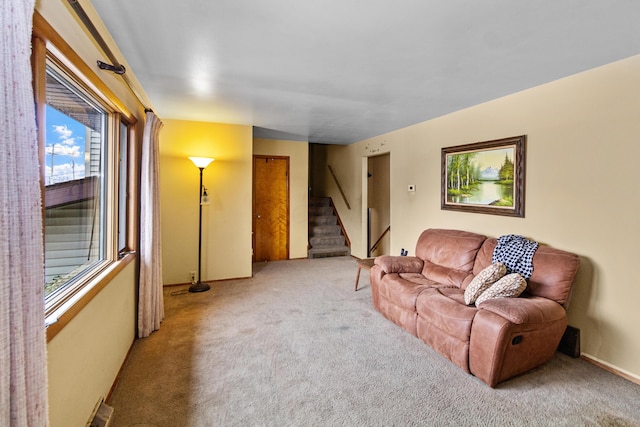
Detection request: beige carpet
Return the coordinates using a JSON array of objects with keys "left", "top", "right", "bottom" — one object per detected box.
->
[{"left": 107, "top": 257, "right": 640, "bottom": 426}]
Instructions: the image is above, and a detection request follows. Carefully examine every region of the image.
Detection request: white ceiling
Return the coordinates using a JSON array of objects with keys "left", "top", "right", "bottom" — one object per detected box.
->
[{"left": 91, "top": 1, "right": 640, "bottom": 144}]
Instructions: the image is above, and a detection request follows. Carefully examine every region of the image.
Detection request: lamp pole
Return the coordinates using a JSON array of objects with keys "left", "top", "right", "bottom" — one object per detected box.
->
[{"left": 188, "top": 156, "right": 214, "bottom": 292}]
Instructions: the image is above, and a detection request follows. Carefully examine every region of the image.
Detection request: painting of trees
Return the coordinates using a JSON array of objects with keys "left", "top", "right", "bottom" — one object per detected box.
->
[
  {"left": 445, "top": 147, "right": 516, "bottom": 206},
  {"left": 442, "top": 135, "right": 526, "bottom": 217},
  {"left": 498, "top": 153, "right": 514, "bottom": 183},
  {"left": 446, "top": 152, "right": 478, "bottom": 196}
]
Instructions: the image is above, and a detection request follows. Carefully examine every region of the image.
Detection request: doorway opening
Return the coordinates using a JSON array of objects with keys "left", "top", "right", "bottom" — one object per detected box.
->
[{"left": 366, "top": 153, "right": 390, "bottom": 257}]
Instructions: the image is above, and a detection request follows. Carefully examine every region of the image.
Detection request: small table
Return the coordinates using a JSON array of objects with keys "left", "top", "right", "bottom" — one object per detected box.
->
[{"left": 355, "top": 258, "right": 375, "bottom": 291}]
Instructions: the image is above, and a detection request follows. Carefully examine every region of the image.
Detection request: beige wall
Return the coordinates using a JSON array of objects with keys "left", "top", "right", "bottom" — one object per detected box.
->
[
  {"left": 253, "top": 138, "right": 309, "bottom": 259},
  {"left": 47, "top": 263, "right": 136, "bottom": 427},
  {"left": 319, "top": 55, "right": 640, "bottom": 380},
  {"left": 36, "top": 1, "right": 145, "bottom": 426},
  {"left": 160, "top": 120, "right": 253, "bottom": 284}
]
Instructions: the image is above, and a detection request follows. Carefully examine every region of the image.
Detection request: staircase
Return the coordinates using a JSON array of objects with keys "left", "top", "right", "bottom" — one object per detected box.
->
[{"left": 308, "top": 197, "right": 350, "bottom": 258}]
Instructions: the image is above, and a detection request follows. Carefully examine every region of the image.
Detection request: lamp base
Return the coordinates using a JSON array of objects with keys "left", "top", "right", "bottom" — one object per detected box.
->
[{"left": 189, "top": 281, "right": 210, "bottom": 293}]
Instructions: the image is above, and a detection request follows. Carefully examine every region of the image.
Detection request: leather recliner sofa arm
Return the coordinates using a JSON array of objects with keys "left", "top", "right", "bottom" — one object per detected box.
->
[
  {"left": 477, "top": 296, "right": 567, "bottom": 325},
  {"left": 374, "top": 255, "right": 424, "bottom": 274},
  {"left": 469, "top": 296, "right": 568, "bottom": 387}
]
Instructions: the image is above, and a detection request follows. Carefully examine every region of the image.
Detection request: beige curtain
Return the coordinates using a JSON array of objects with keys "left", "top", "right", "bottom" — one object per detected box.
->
[
  {"left": 0, "top": 0, "right": 49, "bottom": 425},
  {"left": 138, "top": 111, "right": 165, "bottom": 338}
]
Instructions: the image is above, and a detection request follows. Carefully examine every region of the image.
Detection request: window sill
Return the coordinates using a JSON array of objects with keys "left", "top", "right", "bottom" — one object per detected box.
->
[{"left": 45, "top": 253, "right": 136, "bottom": 342}]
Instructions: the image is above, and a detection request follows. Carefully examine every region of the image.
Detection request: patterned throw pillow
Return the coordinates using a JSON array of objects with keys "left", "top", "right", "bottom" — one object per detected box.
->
[
  {"left": 464, "top": 263, "right": 507, "bottom": 305},
  {"left": 475, "top": 273, "right": 527, "bottom": 306}
]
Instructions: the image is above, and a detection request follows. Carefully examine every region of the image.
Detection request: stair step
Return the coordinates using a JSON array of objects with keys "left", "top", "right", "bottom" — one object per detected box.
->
[
  {"left": 309, "top": 215, "right": 337, "bottom": 226},
  {"left": 309, "top": 224, "right": 341, "bottom": 237},
  {"left": 309, "top": 197, "right": 331, "bottom": 207},
  {"left": 308, "top": 245, "right": 350, "bottom": 258},
  {"left": 308, "top": 206, "right": 334, "bottom": 216},
  {"left": 310, "top": 236, "right": 345, "bottom": 247}
]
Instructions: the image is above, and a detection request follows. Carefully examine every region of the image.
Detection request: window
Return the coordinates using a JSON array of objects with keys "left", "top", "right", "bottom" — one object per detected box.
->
[
  {"left": 44, "top": 64, "right": 107, "bottom": 299},
  {"left": 118, "top": 120, "right": 129, "bottom": 254},
  {"left": 33, "top": 48, "right": 137, "bottom": 326},
  {"left": 31, "top": 13, "right": 139, "bottom": 341}
]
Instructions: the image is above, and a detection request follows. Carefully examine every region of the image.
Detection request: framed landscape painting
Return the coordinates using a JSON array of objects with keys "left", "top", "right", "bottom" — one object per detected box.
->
[{"left": 441, "top": 135, "right": 526, "bottom": 217}]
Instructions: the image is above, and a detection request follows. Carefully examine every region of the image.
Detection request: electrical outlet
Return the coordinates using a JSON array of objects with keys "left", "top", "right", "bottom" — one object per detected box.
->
[{"left": 189, "top": 271, "right": 196, "bottom": 283}]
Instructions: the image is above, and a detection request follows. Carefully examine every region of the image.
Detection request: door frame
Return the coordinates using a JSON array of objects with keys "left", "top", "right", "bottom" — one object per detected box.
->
[
  {"left": 362, "top": 153, "right": 390, "bottom": 258},
  {"left": 252, "top": 155, "right": 290, "bottom": 262}
]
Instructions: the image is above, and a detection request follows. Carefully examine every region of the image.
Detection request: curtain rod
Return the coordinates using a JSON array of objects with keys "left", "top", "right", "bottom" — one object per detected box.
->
[{"left": 67, "top": 0, "right": 153, "bottom": 113}]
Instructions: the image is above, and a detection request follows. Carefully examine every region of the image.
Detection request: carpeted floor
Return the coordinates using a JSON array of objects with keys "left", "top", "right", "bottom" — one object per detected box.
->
[{"left": 107, "top": 257, "right": 640, "bottom": 426}]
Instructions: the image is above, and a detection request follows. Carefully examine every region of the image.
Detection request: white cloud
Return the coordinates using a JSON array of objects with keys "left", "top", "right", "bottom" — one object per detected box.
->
[
  {"left": 45, "top": 162, "right": 86, "bottom": 184},
  {"left": 45, "top": 143, "right": 81, "bottom": 157},
  {"left": 53, "top": 124, "right": 73, "bottom": 139},
  {"left": 46, "top": 123, "right": 85, "bottom": 184},
  {"left": 52, "top": 123, "right": 83, "bottom": 146}
]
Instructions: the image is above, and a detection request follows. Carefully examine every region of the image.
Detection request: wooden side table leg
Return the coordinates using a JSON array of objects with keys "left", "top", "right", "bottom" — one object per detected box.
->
[{"left": 355, "top": 266, "right": 361, "bottom": 291}]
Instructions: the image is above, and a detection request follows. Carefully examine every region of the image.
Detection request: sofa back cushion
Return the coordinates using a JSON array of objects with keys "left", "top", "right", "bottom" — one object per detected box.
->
[
  {"left": 473, "top": 238, "right": 580, "bottom": 307},
  {"left": 415, "top": 229, "right": 487, "bottom": 288}
]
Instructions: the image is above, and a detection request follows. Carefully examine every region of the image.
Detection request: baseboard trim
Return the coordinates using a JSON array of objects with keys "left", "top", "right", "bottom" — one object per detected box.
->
[
  {"left": 163, "top": 276, "right": 252, "bottom": 287},
  {"left": 581, "top": 354, "right": 640, "bottom": 386}
]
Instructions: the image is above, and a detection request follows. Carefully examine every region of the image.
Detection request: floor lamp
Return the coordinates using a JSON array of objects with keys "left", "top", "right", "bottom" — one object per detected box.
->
[{"left": 188, "top": 156, "right": 214, "bottom": 293}]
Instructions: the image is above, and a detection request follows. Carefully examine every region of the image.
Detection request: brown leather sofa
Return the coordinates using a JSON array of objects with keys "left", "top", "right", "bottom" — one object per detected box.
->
[{"left": 370, "top": 228, "right": 580, "bottom": 387}]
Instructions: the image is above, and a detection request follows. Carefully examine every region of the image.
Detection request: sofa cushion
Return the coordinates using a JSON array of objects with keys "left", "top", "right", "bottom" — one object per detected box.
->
[
  {"left": 463, "top": 262, "right": 506, "bottom": 305},
  {"left": 475, "top": 273, "right": 527, "bottom": 306},
  {"left": 398, "top": 272, "right": 438, "bottom": 286},
  {"left": 416, "top": 289, "right": 478, "bottom": 342},
  {"left": 415, "top": 229, "right": 486, "bottom": 287},
  {"left": 472, "top": 238, "right": 497, "bottom": 273},
  {"left": 527, "top": 246, "right": 580, "bottom": 307},
  {"left": 474, "top": 238, "right": 580, "bottom": 307},
  {"left": 436, "top": 287, "right": 467, "bottom": 305},
  {"left": 377, "top": 296, "right": 421, "bottom": 337},
  {"left": 421, "top": 260, "right": 473, "bottom": 289},
  {"left": 378, "top": 273, "right": 433, "bottom": 310}
]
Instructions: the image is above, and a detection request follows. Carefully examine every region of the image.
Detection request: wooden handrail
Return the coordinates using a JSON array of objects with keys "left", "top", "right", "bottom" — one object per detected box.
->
[
  {"left": 330, "top": 197, "right": 351, "bottom": 249},
  {"left": 370, "top": 225, "right": 390, "bottom": 254},
  {"left": 328, "top": 165, "right": 351, "bottom": 210}
]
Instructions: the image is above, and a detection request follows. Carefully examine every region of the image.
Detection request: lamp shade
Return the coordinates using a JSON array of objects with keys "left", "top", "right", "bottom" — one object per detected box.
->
[{"left": 189, "top": 156, "right": 215, "bottom": 169}]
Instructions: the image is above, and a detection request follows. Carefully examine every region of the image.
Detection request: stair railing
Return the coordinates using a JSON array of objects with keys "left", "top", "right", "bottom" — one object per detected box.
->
[
  {"left": 329, "top": 197, "right": 351, "bottom": 249},
  {"left": 369, "top": 224, "right": 390, "bottom": 257},
  {"left": 328, "top": 165, "right": 351, "bottom": 210}
]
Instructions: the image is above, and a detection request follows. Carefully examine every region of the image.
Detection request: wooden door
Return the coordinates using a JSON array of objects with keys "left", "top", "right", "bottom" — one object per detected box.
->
[{"left": 253, "top": 156, "right": 289, "bottom": 262}]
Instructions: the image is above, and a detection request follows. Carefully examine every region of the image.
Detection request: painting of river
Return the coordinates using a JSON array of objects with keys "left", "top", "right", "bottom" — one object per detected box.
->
[
  {"left": 441, "top": 135, "right": 526, "bottom": 217},
  {"left": 448, "top": 180, "right": 513, "bottom": 205},
  {"left": 445, "top": 146, "right": 515, "bottom": 207}
]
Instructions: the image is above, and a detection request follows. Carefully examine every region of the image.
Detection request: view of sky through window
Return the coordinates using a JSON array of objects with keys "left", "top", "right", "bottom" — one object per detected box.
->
[{"left": 45, "top": 105, "right": 86, "bottom": 185}]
